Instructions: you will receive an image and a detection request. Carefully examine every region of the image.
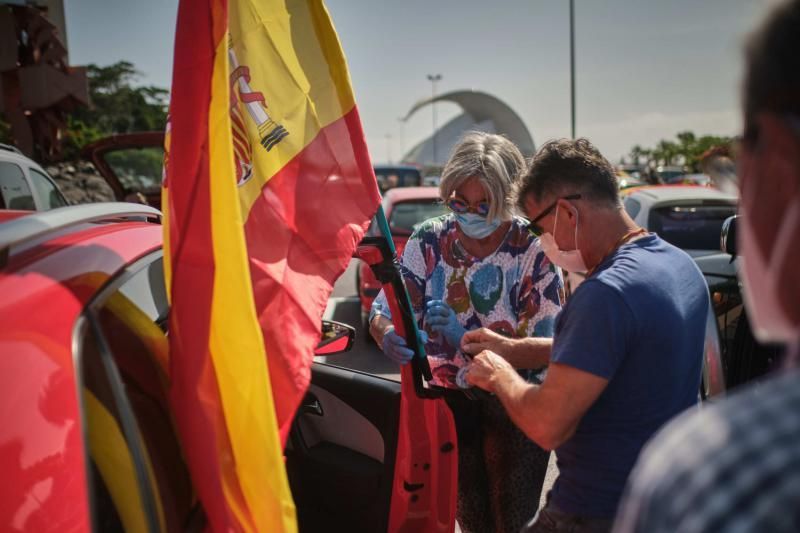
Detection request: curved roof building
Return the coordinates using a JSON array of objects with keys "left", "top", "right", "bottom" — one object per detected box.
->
[{"left": 402, "top": 90, "right": 535, "bottom": 167}]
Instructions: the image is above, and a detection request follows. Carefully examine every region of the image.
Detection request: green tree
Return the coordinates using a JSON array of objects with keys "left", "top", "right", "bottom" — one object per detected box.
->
[
  {"left": 626, "top": 131, "right": 733, "bottom": 175},
  {"left": 629, "top": 145, "right": 644, "bottom": 165},
  {"left": 62, "top": 61, "right": 168, "bottom": 160}
]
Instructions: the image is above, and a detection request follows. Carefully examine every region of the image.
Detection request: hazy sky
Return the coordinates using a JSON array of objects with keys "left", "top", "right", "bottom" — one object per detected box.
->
[{"left": 64, "top": 0, "right": 781, "bottom": 163}]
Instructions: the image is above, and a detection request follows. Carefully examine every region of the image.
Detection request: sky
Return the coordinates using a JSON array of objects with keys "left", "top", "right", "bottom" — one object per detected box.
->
[{"left": 64, "top": 0, "right": 781, "bottom": 163}]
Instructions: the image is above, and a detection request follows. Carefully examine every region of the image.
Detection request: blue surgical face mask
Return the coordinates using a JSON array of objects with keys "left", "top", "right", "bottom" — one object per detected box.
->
[{"left": 455, "top": 212, "right": 502, "bottom": 240}]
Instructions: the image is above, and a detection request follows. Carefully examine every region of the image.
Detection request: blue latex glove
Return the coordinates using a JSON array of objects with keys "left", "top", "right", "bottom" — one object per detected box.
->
[
  {"left": 381, "top": 326, "right": 414, "bottom": 365},
  {"left": 425, "top": 300, "right": 466, "bottom": 347}
]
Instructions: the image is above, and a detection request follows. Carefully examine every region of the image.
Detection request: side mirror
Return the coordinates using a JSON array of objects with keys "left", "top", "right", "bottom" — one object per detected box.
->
[
  {"left": 315, "top": 320, "right": 355, "bottom": 356},
  {"left": 721, "top": 215, "right": 738, "bottom": 256}
]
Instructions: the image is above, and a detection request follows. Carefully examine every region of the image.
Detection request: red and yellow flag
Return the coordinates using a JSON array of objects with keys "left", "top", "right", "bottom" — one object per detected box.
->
[{"left": 162, "top": 0, "right": 380, "bottom": 530}]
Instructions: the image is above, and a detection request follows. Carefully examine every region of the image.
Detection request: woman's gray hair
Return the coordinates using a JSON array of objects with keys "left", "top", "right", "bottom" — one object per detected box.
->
[{"left": 439, "top": 131, "right": 526, "bottom": 221}]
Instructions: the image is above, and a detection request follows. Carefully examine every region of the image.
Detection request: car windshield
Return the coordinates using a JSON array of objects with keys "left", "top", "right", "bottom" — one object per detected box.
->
[
  {"left": 648, "top": 203, "right": 737, "bottom": 250},
  {"left": 106, "top": 147, "right": 165, "bottom": 191},
  {"left": 388, "top": 200, "right": 448, "bottom": 235}
]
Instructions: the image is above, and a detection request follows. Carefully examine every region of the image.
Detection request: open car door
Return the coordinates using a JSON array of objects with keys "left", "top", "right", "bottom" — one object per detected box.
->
[
  {"left": 286, "top": 208, "right": 458, "bottom": 533},
  {"left": 81, "top": 132, "right": 165, "bottom": 209}
]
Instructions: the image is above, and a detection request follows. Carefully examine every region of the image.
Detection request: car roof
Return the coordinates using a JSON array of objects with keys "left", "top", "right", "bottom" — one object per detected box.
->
[
  {"left": 382, "top": 186, "right": 441, "bottom": 203},
  {"left": 374, "top": 164, "right": 421, "bottom": 172},
  {"left": 0, "top": 204, "right": 163, "bottom": 525},
  {"left": 0, "top": 145, "right": 49, "bottom": 174},
  {"left": 624, "top": 185, "right": 738, "bottom": 203}
]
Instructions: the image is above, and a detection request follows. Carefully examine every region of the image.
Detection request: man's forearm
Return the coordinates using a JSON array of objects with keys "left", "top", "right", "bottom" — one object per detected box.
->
[
  {"left": 489, "top": 367, "right": 573, "bottom": 451},
  {"left": 504, "top": 337, "right": 553, "bottom": 370}
]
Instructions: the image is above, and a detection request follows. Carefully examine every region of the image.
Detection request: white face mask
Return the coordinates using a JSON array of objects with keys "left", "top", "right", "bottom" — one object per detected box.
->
[
  {"left": 539, "top": 204, "right": 588, "bottom": 274},
  {"left": 739, "top": 201, "right": 800, "bottom": 344}
]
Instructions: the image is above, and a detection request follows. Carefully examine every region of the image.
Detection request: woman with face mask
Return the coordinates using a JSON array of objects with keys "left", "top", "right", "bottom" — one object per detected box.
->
[{"left": 370, "top": 131, "right": 564, "bottom": 533}]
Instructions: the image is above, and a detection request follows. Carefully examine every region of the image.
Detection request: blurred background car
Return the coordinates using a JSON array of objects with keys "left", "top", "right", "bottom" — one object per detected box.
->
[
  {"left": 0, "top": 143, "right": 68, "bottom": 210},
  {"left": 616, "top": 170, "right": 646, "bottom": 190},
  {"left": 653, "top": 164, "right": 688, "bottom": 184},
  {"left": 356, "top": 186, "right": 447, "bottom": 326},
  {"left": 670, "top": 173, "right": 712, "bottom": 187},
  {"left": 622, "top": 185, "right": 737, "bottom": 253},
  {"left": 373, "top": 164, "right": 422, "bottom": 194},
  {"left": 422, "top": 175, "right": 441, "bottom": 187}
]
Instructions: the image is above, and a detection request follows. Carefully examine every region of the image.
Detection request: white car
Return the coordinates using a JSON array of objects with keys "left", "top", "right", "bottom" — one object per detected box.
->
[
  {"left": 622, "top": 185, "right": 737, "bottom": 254},
  {"left": 0, "top": 144, "right": 68, "bottom": 210},
  {"left": 624, "top": 185, "right": 740, "bottom": 397}
]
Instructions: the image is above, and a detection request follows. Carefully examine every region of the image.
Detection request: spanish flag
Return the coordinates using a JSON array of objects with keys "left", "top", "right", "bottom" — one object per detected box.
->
[{"left": 162, "top": 0, "right": 381, "bottom": 530}]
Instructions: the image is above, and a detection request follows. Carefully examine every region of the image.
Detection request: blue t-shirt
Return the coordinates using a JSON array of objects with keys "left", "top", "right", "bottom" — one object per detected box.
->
[{"left": 549, "top": 234, "right": 708, "bottom": 519}]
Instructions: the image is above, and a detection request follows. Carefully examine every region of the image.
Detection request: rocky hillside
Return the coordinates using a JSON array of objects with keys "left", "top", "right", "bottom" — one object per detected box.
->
[{"left": 45, "top": 161, "right": 116, "bottom": 204}]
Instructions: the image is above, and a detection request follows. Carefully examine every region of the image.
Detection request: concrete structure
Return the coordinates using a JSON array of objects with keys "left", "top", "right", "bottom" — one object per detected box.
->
[{"left": 402, "top": 90, "right": 535, "bottom": 168}]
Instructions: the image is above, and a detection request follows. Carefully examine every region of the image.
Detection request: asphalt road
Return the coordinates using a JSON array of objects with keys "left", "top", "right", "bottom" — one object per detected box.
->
[{"left": 324, "top": 258, "right": 558, "bottom": 513}]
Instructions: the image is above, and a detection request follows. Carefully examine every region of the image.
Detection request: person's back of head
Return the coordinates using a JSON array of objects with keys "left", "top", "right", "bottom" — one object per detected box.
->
[
  {"left": 516, "top": 138, "right": 620, "bottom": 213},
  {"left": 738, "top": 0, "right": 800, "bottom": 347}
]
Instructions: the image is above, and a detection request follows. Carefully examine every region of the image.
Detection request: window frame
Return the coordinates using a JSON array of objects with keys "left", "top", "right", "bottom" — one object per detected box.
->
[
  {"left": 74, "top": 250, "right": 167, "bottom": 533},
  {"left": 0, "top": 160, "right": 36, "bottom": 210},
  {"left": 28, "top": 166, "right": 68, "bottom": 209}
]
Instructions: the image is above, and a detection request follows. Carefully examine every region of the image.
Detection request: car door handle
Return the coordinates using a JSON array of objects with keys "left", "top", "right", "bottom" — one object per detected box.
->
[{"left": 300, "top": 393, "right": 324, "bottom": 416}]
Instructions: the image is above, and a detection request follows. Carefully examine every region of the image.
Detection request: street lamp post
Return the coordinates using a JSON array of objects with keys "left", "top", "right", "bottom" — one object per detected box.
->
[
  {"left": 569, "top": 0, "right": 576, "bottom": 139},
  {"left": 397, "top": 117, "right": 406, "bottom": 162},
  {"left": 427, "top": 73, "right": 442, "bottom": 165},
  {"left": 385, "top": 133, "right": 392, "bottom": 163}
]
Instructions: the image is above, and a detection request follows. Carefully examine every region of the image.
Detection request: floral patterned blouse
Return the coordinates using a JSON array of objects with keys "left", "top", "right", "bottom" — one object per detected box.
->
[{"left": 372, "top": 214, "right": 564, "bottom": 388}]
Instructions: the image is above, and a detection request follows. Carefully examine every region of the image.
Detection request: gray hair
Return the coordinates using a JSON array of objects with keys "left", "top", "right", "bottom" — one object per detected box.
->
[{"left": 439, "top": 131, "right": 526, "bottom": 221}]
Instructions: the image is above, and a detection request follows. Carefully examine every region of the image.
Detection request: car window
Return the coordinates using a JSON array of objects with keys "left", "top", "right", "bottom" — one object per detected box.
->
[
  {"left": 105, "top": 147, "right": 165, "bottom": 192},
  {"left": 0, "top": 161, "right": 35, "bottom": 210},
  {"left": 388, "top": 200, "right": 448, "bottom": 235},
  {"left": 623, "top": 197, "right": 641, "bottom": 219},
  {"left": 648, "top": 203, "right": 737, "bottom": 250},
  {"left": 375, "top": 168, "right": 422, "bottom": 192},
  {"left": 29, "top": 168, "right": 68, "bottom": 209},
  {"left": 79, "top": 255, "right": 200, "bottom": 532}
]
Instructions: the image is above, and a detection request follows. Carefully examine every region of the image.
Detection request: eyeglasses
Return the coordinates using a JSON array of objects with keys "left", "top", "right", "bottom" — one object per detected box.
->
[
  {"left": 447, "top": 197, "right": 491, "bottom": 217},
  {"left": 527, "top": 193, "right": 582, "bottom": 237}
]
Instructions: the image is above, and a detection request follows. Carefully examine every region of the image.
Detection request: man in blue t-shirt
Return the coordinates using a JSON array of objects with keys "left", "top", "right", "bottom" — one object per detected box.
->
[{"left": 463, "top": 138, "right": 708, "bottom": 532}]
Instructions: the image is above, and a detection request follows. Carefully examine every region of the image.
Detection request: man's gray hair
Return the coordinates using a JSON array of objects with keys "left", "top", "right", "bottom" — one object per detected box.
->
[{"left": 439, "top": 132, "right": 526, "bottom": 221}]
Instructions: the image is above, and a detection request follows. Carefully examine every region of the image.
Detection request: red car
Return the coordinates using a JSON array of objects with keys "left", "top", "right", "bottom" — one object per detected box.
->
[
  {"left": 357, "top": 187, "right": 448, "bottom": 326},
  {"left": 0, "top": 198, "right": 434, "bottom": 531}
]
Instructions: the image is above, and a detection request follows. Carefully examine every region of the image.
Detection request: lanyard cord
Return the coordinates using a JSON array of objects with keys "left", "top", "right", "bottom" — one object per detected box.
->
[{"left": 585, "top": 227, "right": 648, "bottom": 278}]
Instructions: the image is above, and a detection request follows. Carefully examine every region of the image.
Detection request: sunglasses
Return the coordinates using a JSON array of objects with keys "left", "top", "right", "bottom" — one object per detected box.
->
[
  {"left": 527, "top": 193, "right": 582, "bottom": 237},
  {"left": 447, "top": 197, "right": 491, "bottom": 217}
]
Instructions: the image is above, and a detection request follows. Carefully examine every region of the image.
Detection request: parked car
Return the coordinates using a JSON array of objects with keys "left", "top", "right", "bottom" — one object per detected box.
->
[
  {"left": 616, "top": 171, "right": 645, "bottom": 190},
  {"left": 0, "top": 143, "right": 68, "bottom": 210},
  {"left": 0, "top": 200, "right": 426, "bottom": 531},
  {"left": 622, "top": 185, "right": 780, "bottom": 389},
  {"left": 373, "top": 164, "right": 422, "bottom": 193},
  {"left": 653, "top": 165, "right": 687, "bottom": 184},
  {"left": 669, "top": 173, "right": 712, "bottom": 187},
  {"left": 422, "top": 175, "right": 441, "bottom": 187},
  {"left": 356, "top": 187, "right": 448, "bottom": 326}
]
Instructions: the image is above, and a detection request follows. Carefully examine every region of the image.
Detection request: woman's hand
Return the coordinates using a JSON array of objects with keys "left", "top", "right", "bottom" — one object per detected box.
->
[
  {"left": 380, "top": 326, "right": 415, "bottom": 365},
  {"left": 424, "top": 300, "right": 466, "bottom": 347}
]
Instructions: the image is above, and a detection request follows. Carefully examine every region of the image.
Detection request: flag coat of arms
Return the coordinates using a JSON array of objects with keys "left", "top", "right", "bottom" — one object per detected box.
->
[{"left": 162, "top": 0, "right": 381, "bottom": 530}]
